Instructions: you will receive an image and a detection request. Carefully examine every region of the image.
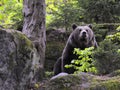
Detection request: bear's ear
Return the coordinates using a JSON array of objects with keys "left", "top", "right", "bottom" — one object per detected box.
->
[
  {"left": 72, "top": 24, "right": 77, "bottom": 30},
  {"left": 88, "top": 24, "right": 92, "bottom": 29}
]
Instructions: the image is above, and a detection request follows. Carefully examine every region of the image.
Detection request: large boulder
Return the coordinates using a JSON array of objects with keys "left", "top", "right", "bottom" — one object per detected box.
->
[
  {"left": 0, "top": 28, "right": 43, "bottom": 90},
  {"left": 44, "top": 71, "right": 120, "bottom": 90}
]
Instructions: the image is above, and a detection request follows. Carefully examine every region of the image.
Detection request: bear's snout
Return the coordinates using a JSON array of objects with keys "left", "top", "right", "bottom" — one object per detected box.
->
[
  {"left": 82, "top": 31, "right": 86, "bottom": 36},
  {"left": 81, "top": 31, "right": 88, "bottom": 38}
]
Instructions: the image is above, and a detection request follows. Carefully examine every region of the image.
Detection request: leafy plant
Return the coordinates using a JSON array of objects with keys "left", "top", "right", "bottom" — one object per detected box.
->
[
  {"left": 77, "top": 0, "right": 120, "bottom": 23},
  {"left": 45, "top": 71, "right": 54, "bottom": 78},
  {"left": 65, "top": 47, "right": 97, "bottom": 74},
  {"left": 94, "top": 39, "right": 120, "bottom": 74},
  {"left": 46, "top": 0, "right": 120, "bottom": 30},
  {"left": 0, "top": 0, "right": 23, "bottom": 30},
  {"left": 106, "top": 32, "right": 120, "bottom": 44},
  {"left": 46, "top": 0, "right": 84, "bottom": 30},
  {"left": 116, "top": 26, "right": 120, "bottom": 31}
]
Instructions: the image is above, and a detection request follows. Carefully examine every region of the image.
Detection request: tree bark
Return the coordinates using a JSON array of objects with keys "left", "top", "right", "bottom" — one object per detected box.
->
[{"left": 22, "top": 0, "right": 46, "bottom": 79}]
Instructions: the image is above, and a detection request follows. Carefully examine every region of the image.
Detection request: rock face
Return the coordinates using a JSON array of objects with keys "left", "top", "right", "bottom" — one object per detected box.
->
[
  {"left": 0, "top": 28, "right": 42, "bottom": 90},
  {"left": 45, "top": 30, "right": 70, "bottom": 71},
  {"left": 44, "top": 71, "right": 120, "bottom": 90}
]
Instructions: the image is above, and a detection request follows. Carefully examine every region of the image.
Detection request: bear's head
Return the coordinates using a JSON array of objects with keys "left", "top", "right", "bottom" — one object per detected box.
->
[{"left": 71, "top": 24, "right": 96, "bottom": 48}]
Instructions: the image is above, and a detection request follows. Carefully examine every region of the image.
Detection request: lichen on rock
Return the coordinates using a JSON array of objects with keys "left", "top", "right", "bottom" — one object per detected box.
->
[{"left": 0, "top": 28, "right": 42, "bottom": 90}]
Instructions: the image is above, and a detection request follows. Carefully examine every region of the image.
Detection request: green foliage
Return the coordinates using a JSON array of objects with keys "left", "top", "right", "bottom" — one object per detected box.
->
[
  {"left": 65, "top": 47, "right": 97, "bottom": 74},
  {"left": 46, "top": 0, "right": 84, "bottom": 30},
  {"left": 45, "top": 71, "right": 54, "bottom": 78},
  {"left": 116, "top": 26, "right": 120, "bottom": 31},
  {"left": 77, "top": 0, "right": 120, "bottom": 23},
  {"left": 93, "top": 30, "right": 120, "bottom": 75},
  {"left": 93, "top": 25, "right": 108, "bottom": 42},
  {"left": 46, "top": 0, "right": 120, "bottom": 30},
  {"left": 94, "top": 39, "right": 120, "bottom": 74},
  {"left": 106, "top": 32, "right": 120, "bottom": 44},
  {"left": 0, "top": 0, "right": 23, "bottom": 30},
  {"left": 93, "top": 23, "right": 120, "bottom": 43},
  {"left": 117, "top": 49, "right": 120, "bottom": 54}
]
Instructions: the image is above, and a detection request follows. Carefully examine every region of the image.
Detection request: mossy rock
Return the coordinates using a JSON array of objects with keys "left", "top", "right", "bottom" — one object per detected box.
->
[
  {"left": 108, "top": 70, "right": 120, "bottom": 77},
  {"left": 0, "top": 28, "right": 43, "bottom": 90},
  {"left": 43, "top": 71, "right": 120, "bottom": 90},
  {"left": 45, "top": 41, "right": 65, "bottom": 71},
  {"left": 45, "top": 30, "right": 69, "bottom": 71}
]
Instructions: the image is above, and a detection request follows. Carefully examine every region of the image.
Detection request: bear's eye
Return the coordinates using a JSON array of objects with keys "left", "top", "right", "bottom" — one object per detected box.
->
[
  {"left": 79, "top": 29, "right": 82, "bottom": 32},
  {"left": 86, "top": 29, "right": 88, "bottom": 32}
]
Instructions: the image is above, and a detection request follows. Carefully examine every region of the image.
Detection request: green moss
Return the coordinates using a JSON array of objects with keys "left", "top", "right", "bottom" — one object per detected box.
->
[
  {"left": 10, "top": 31, "right": 34, "bottom": 57},
  {"left": 45, "top": 73, "right": 96, "bottom": 90},
  {"left": 108, "top": 70, "right": 120, "bottom": 77},
  {"left": 103, "top": 80, "right": 120, "bottom": 90},
  {"left": 46, "top": 74, "right": 82, "bottom": 90},
  {"left": 45, "top": 72, "right": 120, "bottom": 90},
  {"left": 45, "top": 71, "right": 54, "bottom": 78},
  {"left": 90, "top": 76, "right": 120, "bottom": 90},
  {"left": 13, "top": 31, "right": 33, "bottom": 49},
  {"left": 9, "top": 30, "right": 34, "bottom": 63}
]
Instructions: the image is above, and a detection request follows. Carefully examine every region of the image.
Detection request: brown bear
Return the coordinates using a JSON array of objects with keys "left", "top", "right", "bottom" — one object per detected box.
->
[{"left": 53, "top": 24, "right": 98, "bottom": 75}]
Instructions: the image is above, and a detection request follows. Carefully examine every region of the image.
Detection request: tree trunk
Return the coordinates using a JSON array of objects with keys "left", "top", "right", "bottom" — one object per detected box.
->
[{"left": 22, "top": 0, "right": 46, "bottom": 80}]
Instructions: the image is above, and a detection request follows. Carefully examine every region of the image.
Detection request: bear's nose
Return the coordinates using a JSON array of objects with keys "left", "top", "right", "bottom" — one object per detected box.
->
[{"left": 82, "top": 31, "right": 86, "bottom": 35}]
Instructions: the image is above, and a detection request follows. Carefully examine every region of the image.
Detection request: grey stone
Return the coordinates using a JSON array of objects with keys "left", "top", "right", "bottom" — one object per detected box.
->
[{"left": 0, "top": 29, "right": 42, "bottom": 90}]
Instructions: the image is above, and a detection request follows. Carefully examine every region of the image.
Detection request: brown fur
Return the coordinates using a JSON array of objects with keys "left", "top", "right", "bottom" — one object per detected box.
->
[{"left": 54, "top": 24, "right": 98, "bottom": 75}]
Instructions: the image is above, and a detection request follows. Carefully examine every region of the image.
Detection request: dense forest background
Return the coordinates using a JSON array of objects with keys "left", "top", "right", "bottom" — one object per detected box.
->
[{"left": 0, "top": 0, "right": 120, "bottom": 30}]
